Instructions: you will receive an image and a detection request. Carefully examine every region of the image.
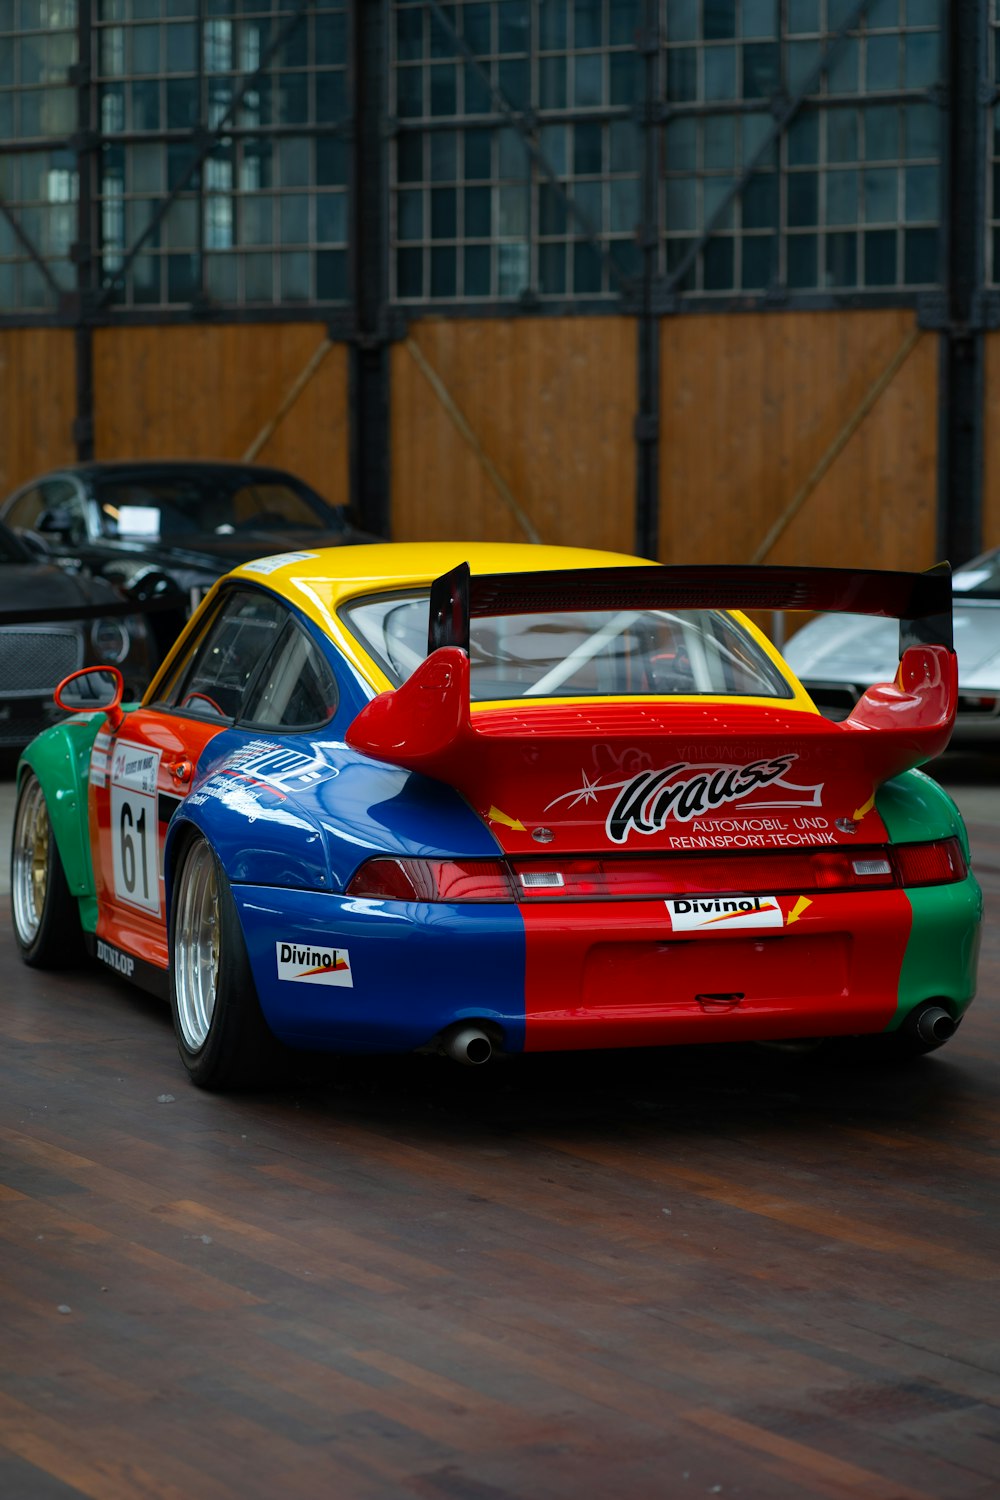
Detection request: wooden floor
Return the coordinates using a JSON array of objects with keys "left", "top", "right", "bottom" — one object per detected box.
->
[{"left": 1, "top": 792, "right": 998, "bottom": 1497}]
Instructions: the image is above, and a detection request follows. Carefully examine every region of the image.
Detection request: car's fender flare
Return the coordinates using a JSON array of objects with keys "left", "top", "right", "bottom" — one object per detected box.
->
[
  {"left": 162, "top": 797, "right": 334, "bottom": 934},
  {"left": 17, "top": 717, "right": 104, "bottom": 923},
  {"left": 876, "top": 767, "right": 970, "bottom": 854}
]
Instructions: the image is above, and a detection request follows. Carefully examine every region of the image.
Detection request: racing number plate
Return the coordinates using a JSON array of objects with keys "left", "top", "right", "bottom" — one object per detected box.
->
[{"left": 109, "top": 740, "right": 161, "bottom": 915}]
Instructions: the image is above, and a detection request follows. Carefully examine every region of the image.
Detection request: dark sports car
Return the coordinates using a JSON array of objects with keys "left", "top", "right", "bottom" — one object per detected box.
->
[
  {"left": 0, "top": 518, "right": 153, "bottom": 748},
  {"left": 0, "top": 460, "right": 378, "bottom": 660}
]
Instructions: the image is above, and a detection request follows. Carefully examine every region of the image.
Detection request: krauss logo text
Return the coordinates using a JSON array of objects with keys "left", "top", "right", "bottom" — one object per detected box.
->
[{"left": 607, "top": 757, "right": 798, "bottom": 844}]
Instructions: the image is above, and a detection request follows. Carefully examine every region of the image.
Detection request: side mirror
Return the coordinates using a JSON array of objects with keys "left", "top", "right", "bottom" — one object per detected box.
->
[{"left": 55, "top": 665, "right": 125, "bottom": 731}]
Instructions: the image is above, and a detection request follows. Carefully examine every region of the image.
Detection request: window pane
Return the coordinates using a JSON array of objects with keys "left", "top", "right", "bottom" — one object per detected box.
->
[
  {"left": 904, "top": 226, "right": 937, "bottom": 284},
  {"left": 787, "top": 233, "right": 817, "bottom": 287},
  {"left": 863, "top": 167, "right": 897, "bottom": 223},
  {"left": 864, "top": 229, "right": 896, "bottom": 286},
  {"left": 826, "top": 169, "right": 858, "bottom": 225},
  {"left": 703, "top": 236, "right": 734, "bottom": 288},
  {"left": 905, "top": 164, "right": 938, "bottom": 221},
  {"left": 825, "top": 230, "right": 857, "bottom": 286},
  {"left": 464, "top": 243, "right": 491, "bottom": 295}
]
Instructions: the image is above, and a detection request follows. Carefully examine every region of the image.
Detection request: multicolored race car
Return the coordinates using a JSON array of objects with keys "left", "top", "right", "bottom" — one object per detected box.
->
[{"left": 9, "top": 543, "right": 983, "bottom": 1089}]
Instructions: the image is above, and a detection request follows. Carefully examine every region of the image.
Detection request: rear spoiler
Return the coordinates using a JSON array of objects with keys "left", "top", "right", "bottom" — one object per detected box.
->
[
  {"left": 349, "top": 561, "right": 959, "bottom": 831},
  {"left": 428, "top": 561, "right": 953, "bottom": 658}
]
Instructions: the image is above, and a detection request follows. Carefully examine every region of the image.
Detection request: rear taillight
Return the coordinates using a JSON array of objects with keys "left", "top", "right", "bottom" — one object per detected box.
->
[
  {"left": 511, "top": 849, "right": 899, "bottom": 898},
  {"left": 345, "top": 839, "right": 967, "bottom": 904},
  {"left": 345, "top": 857, "right": 516, "bottom": 902},
  {"left": 893, "top": 837, "right": 967, "bottom": 888}
]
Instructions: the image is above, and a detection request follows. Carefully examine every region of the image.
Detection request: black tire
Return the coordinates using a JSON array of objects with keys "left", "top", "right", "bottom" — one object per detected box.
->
[
  {"left": 169, "top": 834, "right": 275, "bottom": 1090},
  {"left": 10, "top": 771, "right": 83, "bottom": 969}
]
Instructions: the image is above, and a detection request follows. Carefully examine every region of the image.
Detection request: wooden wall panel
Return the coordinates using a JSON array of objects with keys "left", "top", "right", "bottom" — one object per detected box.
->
[
  {"left": 390, "top": 318, "right": 637, "bottom": 551},
  {"left": 92, "top": 325, "right": 350, "bottom": 507},
  {"left": 980, "top": 333, "right": 1000, "bottom": 551},
  {"left": 0, "top": 330, "right": 77, "bottom": 496},
  {"left": 660, "top": 310, "right": 939, "bottom": 571}
]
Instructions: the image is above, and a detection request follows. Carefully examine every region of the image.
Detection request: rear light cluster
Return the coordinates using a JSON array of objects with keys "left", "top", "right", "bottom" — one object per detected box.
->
[{"left": 344, "top": 838, "right": 967, "bottom": 903}]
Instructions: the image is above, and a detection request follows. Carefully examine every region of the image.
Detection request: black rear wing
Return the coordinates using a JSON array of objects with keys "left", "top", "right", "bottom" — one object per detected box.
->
[{"left": 428, "top": 561, "right": 953, "bottom": 659}]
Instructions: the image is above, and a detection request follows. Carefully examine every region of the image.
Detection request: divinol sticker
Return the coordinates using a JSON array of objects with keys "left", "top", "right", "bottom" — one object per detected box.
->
[
  {"left": 276, "top": 940, "right": 353, "bottom": 987},
  {"left": 666, "top": 895, "right": 782, "bottom": 932}
]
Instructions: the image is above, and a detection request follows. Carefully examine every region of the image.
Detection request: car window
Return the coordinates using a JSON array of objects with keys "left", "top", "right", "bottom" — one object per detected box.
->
[
  {"left": 5, "top": 485, "right": 46, "bottom": 531},
  {"left": 241, "top": 622, "right": 339, "bottom": 728},
  {"left": 94, "top": 474, "right": 336, "bottom": 539},
  {"left": 231, "top": 483, "right": 333, "bottom": 531},
  {"left": 164, "top": 589, "right": 289, "bottom": 720},
  {"left": 40, "top": 479, "right": 88, "bottom": 543},
  {"left": 342, "top": 593, "right": 793, "bottom": 700}
]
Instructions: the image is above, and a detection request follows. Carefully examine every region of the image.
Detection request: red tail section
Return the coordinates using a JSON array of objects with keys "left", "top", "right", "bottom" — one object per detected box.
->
[{"left": 346, "top": 645, "right": 957, "bottom": 855}]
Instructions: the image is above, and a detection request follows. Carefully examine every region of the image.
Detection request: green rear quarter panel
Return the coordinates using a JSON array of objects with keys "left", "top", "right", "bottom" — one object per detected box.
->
[
  {"left": 877, "top": 770, "right": 983, "bottom": 1028},
  {"left": 18, "top": 716, "right": 104, "bottom": 932}
]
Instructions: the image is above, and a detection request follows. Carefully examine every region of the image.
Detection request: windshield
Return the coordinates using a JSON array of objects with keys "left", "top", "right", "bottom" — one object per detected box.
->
[
  {"left": 94, "top": 473, "right": 342, "bottom": 541},
  {"left": 342, "top": 592, "right": 792, "bottom": 700},
  {"left": 953, "top": 548, "right": 1000, "bottom": 599}
]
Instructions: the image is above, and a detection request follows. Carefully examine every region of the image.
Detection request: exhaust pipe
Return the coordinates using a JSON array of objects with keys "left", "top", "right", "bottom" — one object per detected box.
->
[
  {"left": 443, "top": 1026, "right": 493, "bottom": 1066},
  {"left": 914, "top": 1005, "right": 955, "bottom": 1046}
]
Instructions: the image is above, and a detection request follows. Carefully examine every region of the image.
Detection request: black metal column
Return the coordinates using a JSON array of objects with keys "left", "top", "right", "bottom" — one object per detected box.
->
[
  {"left": 938, "top": 0, "right": 988, "bottom": 565},
  {"left": 350, "top": 0, "right": 392, "bottom": 537},
  {"left": 72, "top": 0, "right": 95, "bottom": 461},
  {"left": 634, "top": 1, "right": 661, "bottom": 562}
]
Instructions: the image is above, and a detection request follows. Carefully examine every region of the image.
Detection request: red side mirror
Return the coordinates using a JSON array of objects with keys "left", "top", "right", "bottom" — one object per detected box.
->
[{"left": 54, "top": 665, "right": 125, "bottom": 732}]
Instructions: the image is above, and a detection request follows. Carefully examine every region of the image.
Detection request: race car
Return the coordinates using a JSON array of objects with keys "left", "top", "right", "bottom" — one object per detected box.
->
[{"left": 9, "top": 543, "right": 983, "bottom": 1089}]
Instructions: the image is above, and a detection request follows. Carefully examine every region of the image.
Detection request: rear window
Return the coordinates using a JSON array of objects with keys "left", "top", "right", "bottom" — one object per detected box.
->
[{"left": 342, "top": 593, "right": 792, "bottom": 701}]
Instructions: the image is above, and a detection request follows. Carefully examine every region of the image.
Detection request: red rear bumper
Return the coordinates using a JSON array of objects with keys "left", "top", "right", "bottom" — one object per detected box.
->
[{"left": 521, "top": 889, "right": 912, "bottom": 1050}]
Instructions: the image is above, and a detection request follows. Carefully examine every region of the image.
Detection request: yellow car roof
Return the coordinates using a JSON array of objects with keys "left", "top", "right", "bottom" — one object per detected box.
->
[
  {"left": 223, "top": 540, "right": 814, "bottom": 710},
  {"left": 232, "top": 540, "right": 654, "bottom": 601}
]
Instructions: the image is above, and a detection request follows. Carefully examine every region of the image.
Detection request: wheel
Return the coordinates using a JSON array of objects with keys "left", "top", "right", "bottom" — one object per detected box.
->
[
  {"left": 10, "top": 772, "right": 82, "bottom": 969},
  {"left": 169, "top": 834, "right": 275, "bottom": 1090}
]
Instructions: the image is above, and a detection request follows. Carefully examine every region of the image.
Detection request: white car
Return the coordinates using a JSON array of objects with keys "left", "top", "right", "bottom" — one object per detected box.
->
[{"left": 784, "top": 550, "right": 1000, "bottom": 743}]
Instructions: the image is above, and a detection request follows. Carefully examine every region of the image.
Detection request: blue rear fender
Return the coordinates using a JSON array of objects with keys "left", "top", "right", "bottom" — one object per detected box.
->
[
  {"left": 163, "top": 730, "right": 504, "bottom": 895},
  {"left": 161, "top": 730, "right": 527, "bottom": 1052},
  {"left": 232, "top": 885, "right": 527, "bottom": 1054}
]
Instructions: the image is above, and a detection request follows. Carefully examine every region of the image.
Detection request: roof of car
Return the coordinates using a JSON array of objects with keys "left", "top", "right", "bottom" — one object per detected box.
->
[
  {"left": 59, "top": 461, "right": 308, "bottom": 482},
  {"left": 232, "top": 540, "right": 652, "bottom": 596}
]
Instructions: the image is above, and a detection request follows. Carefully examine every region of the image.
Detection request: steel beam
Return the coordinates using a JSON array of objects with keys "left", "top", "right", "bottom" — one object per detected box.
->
[
  {"left": 350, "top": 0, "right": 391, "bottom": 537},
  {"left": 72, "top": 0, "right": 95, "bottom": 459},
  {"left": 634, "top": 0, "right": 661, "bottom": 561},
  {"left": 937, "top": 0, "right": 988, "bottom": 566}
]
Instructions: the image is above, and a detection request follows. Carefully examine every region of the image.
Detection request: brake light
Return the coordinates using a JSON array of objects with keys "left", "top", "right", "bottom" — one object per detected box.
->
[
  {"left": 511, "top": 849, "right": 898, "bottom": 898},
  {"left": 345, "top": 840, "right": 967, "bottom": 903},
  {"left": 346, "top": 857, "right": 516, "bottom": 902},
  {"left": 893, "top": 838, "right": 967, "bottom": 888}
]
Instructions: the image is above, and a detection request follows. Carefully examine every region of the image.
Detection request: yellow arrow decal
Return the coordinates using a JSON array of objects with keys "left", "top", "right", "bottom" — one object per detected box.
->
[
  {"left": 488, "top": 805, "right": 526, "bottom": 832},
  {"left": 786, "top": 896, "right": 812, "bottom": 926},
  {"left": 852, "top": 790, "right": 877, "bottom": 822}
]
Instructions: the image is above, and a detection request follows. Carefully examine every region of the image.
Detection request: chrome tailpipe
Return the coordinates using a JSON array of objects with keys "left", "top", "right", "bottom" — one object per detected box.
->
[
  {"left": 443, "top": 1026, "right": 494, "bottom": 1066},
  {"left": 914, "top": 1005, "right": 956, "bottom": 1046}
]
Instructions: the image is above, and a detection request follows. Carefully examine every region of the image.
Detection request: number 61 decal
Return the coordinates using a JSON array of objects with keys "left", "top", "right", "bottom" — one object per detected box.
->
[{"left": 109, "top": 742, "right": 161, "bottom": 915}]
